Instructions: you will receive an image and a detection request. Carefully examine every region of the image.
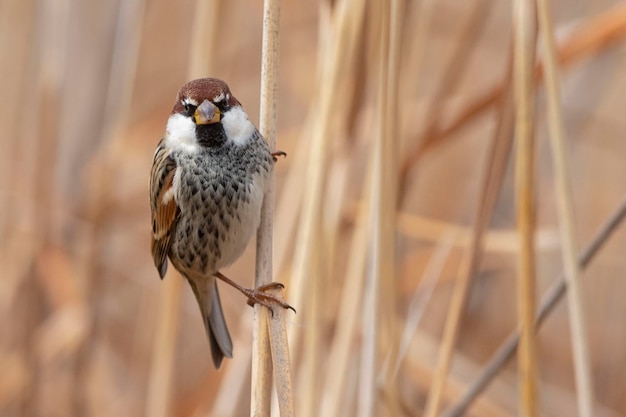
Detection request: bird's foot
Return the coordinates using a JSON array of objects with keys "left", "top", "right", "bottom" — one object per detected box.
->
[
  {"left": 244, "top": 282, "right": 296, "bottom": 315},
  {"left": 271, "top": 150, "right": 287, "bottom": 162},
  {"left": 214, "top": 271, "right": 295, "bottom": 316}
]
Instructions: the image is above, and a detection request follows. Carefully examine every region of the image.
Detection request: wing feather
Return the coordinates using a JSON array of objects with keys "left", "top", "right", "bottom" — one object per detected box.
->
[{"left": 150, "top": 139, "right": 179, "bottom": 279}]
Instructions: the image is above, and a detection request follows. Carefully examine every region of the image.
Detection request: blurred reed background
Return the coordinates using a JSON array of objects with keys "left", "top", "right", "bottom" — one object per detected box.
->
[{"left": 1, "top": 0, "right": 626, "bottom": 416}]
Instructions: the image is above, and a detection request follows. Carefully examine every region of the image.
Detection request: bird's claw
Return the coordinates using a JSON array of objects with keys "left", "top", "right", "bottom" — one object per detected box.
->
[
  {"left": 244, "top": 282, "right": 296, "bottom": 316},
  {"left": 271, "top": 150, "right": 287, "bottom": 163}
]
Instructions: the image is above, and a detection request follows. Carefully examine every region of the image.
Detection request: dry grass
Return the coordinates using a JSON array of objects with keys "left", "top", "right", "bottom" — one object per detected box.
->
[{"left": 2, "top": 1, "right": 626, "bottom": 416}]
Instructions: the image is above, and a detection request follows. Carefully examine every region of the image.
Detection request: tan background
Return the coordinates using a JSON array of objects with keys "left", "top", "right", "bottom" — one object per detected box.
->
[{"left": 1, "top": 0, "right": 625, "bottom": 416}]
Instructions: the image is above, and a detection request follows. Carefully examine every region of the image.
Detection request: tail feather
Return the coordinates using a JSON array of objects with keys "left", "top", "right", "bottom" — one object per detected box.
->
[
  {"left": 188, "top": 277, "right": 233, "bottom": 368},
  {"left": 208, "top": 283, "right": 233, "bottom": 367}
]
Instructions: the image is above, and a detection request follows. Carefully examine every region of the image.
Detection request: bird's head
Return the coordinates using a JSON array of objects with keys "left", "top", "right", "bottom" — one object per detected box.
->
[{"left": 165, "top": 78, "right": 256, "bottom": 149}]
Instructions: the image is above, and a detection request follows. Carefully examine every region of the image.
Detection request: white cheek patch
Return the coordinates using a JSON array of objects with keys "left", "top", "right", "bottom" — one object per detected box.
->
[
  {"left": 165, "top": 113, "right": 199, "bottom": 153},
  {"left": 222, "top": 106, "right": 256, "bottom": 146}
]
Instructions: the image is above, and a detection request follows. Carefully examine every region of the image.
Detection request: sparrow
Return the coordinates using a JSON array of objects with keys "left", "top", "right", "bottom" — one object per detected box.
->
[{"left": 150, "top": 78, "right": 293, "bottom": 368}]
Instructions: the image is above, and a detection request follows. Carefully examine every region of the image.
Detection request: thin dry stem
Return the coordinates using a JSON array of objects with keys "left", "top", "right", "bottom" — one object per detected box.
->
[
  {"left": 253, "top": 0, "right": 295, "bottom": 416},
  {"left": 188, "top": 0, "right": 219, "bottom": 79},
  {"left": 319, "top": 170, "right": 371, "bottom": 417},
  {"left": 359, "top": 0, "right": 394, "bottom": 415},
  {"left": 395, "top": 209, "right": 558, "bottom": 253},
  {"left": 394, "top": 230, "right": 457, "bottom": 377},
  {"left": 100, "top": 0, "right": 146, "bottom": 141},
  {"left": 145, "top": 275, "right": 182, "bottom": 417},
  {"left": 537, "top": 1, "right": 595, "bottom": 415},
  {"left": 273, "top": 119, "right": 310, "bottom": 275},
  {"left": 378, "top": 0, "right": 403, "bottom": 414},
  {"left": 211, "top": 97, "right": 311, "bottom": 417},
  {"left": 314, "top": 7, "right": 369, "bottom": 411},
  {"left": 267, "top": 287, "right": 295, "bottom": 417},
  {"left": 288, "top": 0, "right": 367, "bottom": 415},
  {"left": 513, "top": 0, "right": 538, "bottom": 414},
  {"left": 209, "top": 334, "right": 252, "bottom": 417}
]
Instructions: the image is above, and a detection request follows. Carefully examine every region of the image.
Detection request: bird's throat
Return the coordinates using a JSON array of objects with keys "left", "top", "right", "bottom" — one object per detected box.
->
[{"left": 196, "top": 124, "right": 227, "bottom": 148}]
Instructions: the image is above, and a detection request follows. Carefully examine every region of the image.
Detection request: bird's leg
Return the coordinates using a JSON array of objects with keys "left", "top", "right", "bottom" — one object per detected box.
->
[
  {"left": 271, "top": 150, "right": 287, "bottom": 162},
  {"left": 214, "top": 271, "right": 296, "bottom": 315}
]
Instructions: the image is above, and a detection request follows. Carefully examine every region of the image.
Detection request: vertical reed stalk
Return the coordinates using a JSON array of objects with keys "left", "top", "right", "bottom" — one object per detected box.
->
[
  {"left": 379, "top": 0, "right": 403, "bottom": 415},
  {"left": 536, "top": 1, "right": 594, "bottom": 415},
  {"left": 145, "top": 275, "right": 182, "bottom": 417},
  {"left": 253, "top": 0, "right": 295, "bottom": 415},
  {"left": 513, "top": 0, "right": 538, "bottom": 415},
  {"left": 288, "top": 0, "right": 366, "bottom": 415},
  {"left": 359, "top": 0, "right": 393, "bottom": 415},
  {"left": 319, "top": 168, "right": 371, "bottom": 417}
]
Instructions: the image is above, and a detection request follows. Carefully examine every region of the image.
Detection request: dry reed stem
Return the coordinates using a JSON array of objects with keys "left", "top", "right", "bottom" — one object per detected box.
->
[
  {"left": 443, "top": 193, "right": 626, "bottom": 417},
  {"left": 316, "top": 0, "right": 367, "bottom": 372},
  {"left": 395, "top": 230, "right": 457, "bottom": 377},
  {"left": 296, "top": 256, "right": 320, "bottom": 417},
  {"left": 188, "top": 0, "right": 219, "bottom": 79},
  {"left": 146, "top": 2, "right": 219, "bottom": 415},
  {"left": 394, "top": 210, "right": 559, "bottom": 253},
  {"left": 399, "top": 0, "right": 626, "bottom": 188},
  {"left": 267, "top": 287, "right": 295, "bottom": 417},
  {"left": 209, "top": 334, "right": 252, "bottom": 417},
  {"left": 423, "top": 58, "right": 515, "bottom": 417},
  {"left": 536, "top": 1, "right": 595, "bottom": 416},
  {"left": 35, "top": 0, "right": 67, "bottom": 243},
  {"left": 210, "top": 107, "right": 312, "bottom": 417},
  {"left": 101, "top": 0, "right": 146, "bottom": 141},
  {"left": 322, "top": 9, "right": 367, "bottom": 311},
  {"left": 253, "top": 0, "right": 295, "bottom": 415},
  {"left": 513, "top": 0, "right": 538, "bottom": 414},
  {"left": 288, "top": 0, "right": 367, "bottom": 414},
  {"left": 379, "top": 0, "right": 403, "bottom": 414},
  {"left": 359, "top": 0, "right": 394, "bottom": 415},
  {"left": 273, "top": 120, "right": 310, "bottom": 275},
  {"left": 145, "top": 275, "right": 182, "bottom": 417},
  {"left": 0, "top": 0, "right": 35, "bottom": 244},
  {"left": 286, "top": 5, "right": 333, "bottom": 416},
  {"left": 0, "top": 0, "right": 39, "bottom": 333},
  {"left": 319, "top": 170, "right": 371, "bottom": 417},
  {"left": 285, "top": 4, "right": 334, "bottom": 368}
]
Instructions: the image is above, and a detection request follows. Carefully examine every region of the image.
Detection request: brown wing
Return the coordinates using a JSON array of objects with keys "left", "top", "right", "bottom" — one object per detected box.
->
[{"left": 150, "top": 138, "right": 179, "bottom": 278}]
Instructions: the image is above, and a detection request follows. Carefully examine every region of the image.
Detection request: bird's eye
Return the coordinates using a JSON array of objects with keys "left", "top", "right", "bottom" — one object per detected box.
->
[
  {"left": 214, "top": 98, "right": 229, "bottom": 111},
  {"left": 182, "top": 102, "right": 196, "bottom": 115}
]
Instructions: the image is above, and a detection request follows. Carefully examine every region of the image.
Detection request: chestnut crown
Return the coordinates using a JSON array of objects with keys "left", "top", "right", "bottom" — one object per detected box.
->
[{"left": 171, "top": 78, "right": 241, "bottom": 115}]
